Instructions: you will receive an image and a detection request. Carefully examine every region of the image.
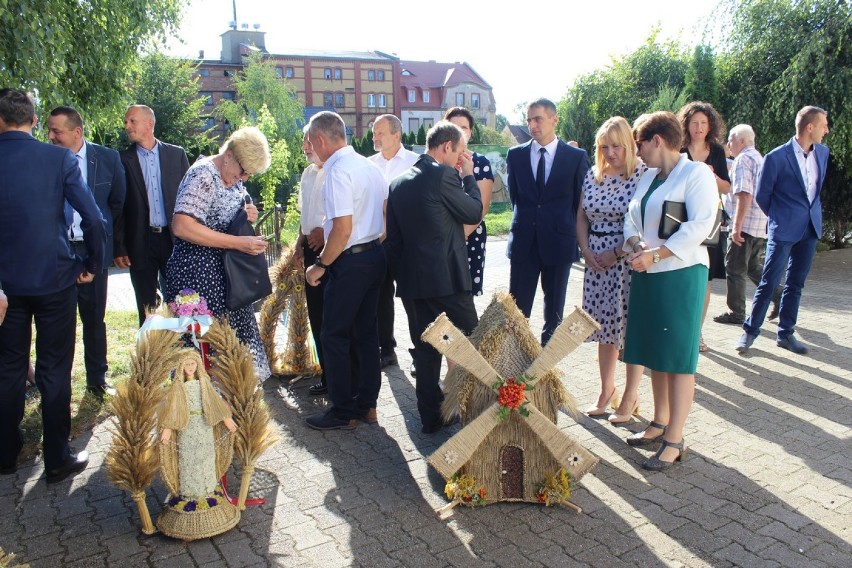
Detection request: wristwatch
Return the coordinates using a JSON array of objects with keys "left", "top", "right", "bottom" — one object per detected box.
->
[
  {"left": 314, "top": 258, "right": 331, "bottom": 270},
  {"left": 651, "top": 249, "right": 661, "bottom": 263}
]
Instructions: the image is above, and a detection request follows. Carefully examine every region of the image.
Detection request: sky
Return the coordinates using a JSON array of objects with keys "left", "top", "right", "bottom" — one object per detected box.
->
[{"left": 165, "top": 0, "right": 722, "bottom": 121}]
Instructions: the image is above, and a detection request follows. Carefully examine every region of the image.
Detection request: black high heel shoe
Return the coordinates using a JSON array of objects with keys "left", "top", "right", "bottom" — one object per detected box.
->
[
  {"left": 642, "top": 439, "right": 687, "bottom": 471},
  {"left": 626, "top": 421, "right": 667, "bottom": 447}
]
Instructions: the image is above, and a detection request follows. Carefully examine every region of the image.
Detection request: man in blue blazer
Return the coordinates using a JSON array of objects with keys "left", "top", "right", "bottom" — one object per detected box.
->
[
  {"left": 507, "top": 98, "right": 589, "bottom": 344},
  {"left": 0, "top": 89, "right": 106, "bottom": 483},
  {"left": 736, "top": 106, "right": 830, "bottom": 355},
  {"left": 47, "top": 106, "right": 126, "bottom": 399}
]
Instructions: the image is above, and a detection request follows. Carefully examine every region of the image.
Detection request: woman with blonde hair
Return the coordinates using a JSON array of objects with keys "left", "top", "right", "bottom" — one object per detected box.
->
[
  {"left": 577, "top": 117, "right": 646, "bottom": 422},
  {"left": 165, "top": 127, "right": 273, "bottom": 380},
  {"left": 621, "top": 111, "right": 717, "bottom": 470}
]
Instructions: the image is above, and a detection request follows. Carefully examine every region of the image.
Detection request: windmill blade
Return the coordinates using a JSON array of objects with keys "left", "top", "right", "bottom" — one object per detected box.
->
[
  {"left": 525, "top": 405, "right": 599, "bottom": 480},
  {"left": 525, "top": 307, "right": 600, "bottom": 387},
  {"left": 427, "top": 403, "right": 502, "bottom": 479},
  {"left": 421, "top": 313, "right": 501, "bottom": 390}
]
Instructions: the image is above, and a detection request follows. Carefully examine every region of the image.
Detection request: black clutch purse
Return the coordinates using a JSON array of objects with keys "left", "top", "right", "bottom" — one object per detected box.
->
[
  {"left": 659, "top": 200, "right": 723, "bottom": 247},
  {"left": 222, "top": 206, "right": 272, "bottom": 310}
]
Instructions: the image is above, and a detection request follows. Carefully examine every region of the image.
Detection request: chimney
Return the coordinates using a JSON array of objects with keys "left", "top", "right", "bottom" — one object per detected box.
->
[{"left": 199, "top": 49, "right": 205, "bottom": 59}]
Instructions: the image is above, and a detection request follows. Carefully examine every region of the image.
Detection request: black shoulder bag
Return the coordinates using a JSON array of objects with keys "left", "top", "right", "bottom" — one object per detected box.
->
[
  {"left": 659, "top": 201, "right": 723, "bottom": 247},
  {"left": 222, "top": 205, "right": 272, "bottom": 310}
]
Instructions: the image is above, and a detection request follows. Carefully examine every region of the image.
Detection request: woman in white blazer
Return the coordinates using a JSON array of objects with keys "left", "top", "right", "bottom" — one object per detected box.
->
[{"left": 620, "top": 112, "right": 718, "bottom": 470}]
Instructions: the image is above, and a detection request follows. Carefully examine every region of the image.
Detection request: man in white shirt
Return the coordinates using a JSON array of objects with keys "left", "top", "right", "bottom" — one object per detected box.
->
[
  {"left": 294, "top": 126, "right": 328, "bottom": 396},
  {"left": 368, "top": 114, "right": 418, "bottom": 369},
  {"left": 305, "top": 112, "right": 388, "bottom": 430}
]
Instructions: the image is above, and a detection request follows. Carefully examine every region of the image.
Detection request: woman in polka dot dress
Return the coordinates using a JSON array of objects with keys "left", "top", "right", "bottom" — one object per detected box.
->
[
  {"left": 444, "top": 107, "right": 494, "bottom": 297},
  {"left": 577, "top": 117, "right": 647, "bottom": 422},
  {"left": 166, "top": 128, "right": 273, "bottom": 381}
]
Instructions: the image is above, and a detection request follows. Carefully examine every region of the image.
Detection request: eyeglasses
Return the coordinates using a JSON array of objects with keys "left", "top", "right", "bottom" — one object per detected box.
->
[{"left": 235, "top": 158, "right": 250, "bottom": 178}]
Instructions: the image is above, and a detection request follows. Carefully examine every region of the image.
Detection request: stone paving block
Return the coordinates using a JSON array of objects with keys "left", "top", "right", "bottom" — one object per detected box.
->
[
  {"left": 755, "top": 502, "right": 814, "bottom": 530},
  {"left": 714, "top": 542, "right": 777, "bottom": 568},
  {"left": 187, "top": 537, "right": 221, "bottom": 564},
  {"left": 29, "top": 553, "right": 67, "bottom": 568},
  {"left": 715, "top": 521, "right": 777, "bottom": 554},
  {"left": 103, "top": 533, "right": 147, "bottom": 563},
  {"left": 151, "top": 551, "right": 194, "bottom": 568},
  {"left": 756, "top": 520, "right": 818, "bottom": 551},
  {"left": 296, "top": 541, "right": 352, "bottom": 568},
  {"left": 215, "top": 537, "right": 266, "bottom": 567},
  {"left": 64, "top": 554, "right": 107, "bottom": 567},
  {"left": 805, "top": 542, "right": 852, "bottom": 568},
  {"left": 351, "top": 541, "right": 401, "bottom": 567},
  {"left": 635, "top": 503, "right": 689, "bottom": 534},
  {"left": 666, "top": 522, "right": 732, "bottom": 556},
  {"left": 435, "top": 544, "right": 494, "bottom": 567},
  {"left": 144, "top": 535, "right": 189, "bottom": 563},
  {"left": 758, "top": 541, "right": 829, "bottom": 568},
  {"left": 572, "top": 544, "right": 634, "bottom": 568},
  {"left": 476, "top": 544, "right": 545, "bottom": 568},
  {"left": 61, "top": 529, "right": 106, "bottom": 563},
  {"left": 20, "top": 529, "right": 65, "bottom": 561},
  {"left": 712, "top": 502, "right": 774, "bottom": 532}
]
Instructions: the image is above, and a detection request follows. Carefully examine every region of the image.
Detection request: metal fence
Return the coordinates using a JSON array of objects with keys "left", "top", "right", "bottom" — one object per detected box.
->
[{"left": 255, "top": 203, "right": 286, "bottom": 267}]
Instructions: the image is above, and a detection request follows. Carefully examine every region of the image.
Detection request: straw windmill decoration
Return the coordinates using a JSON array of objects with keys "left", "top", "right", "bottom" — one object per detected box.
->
[{"left": 421, "top": 292, "right": 600, "bottom": 512}]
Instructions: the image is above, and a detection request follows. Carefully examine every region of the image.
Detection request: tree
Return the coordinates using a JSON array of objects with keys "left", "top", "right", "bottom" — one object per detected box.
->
[
  {"left": 89, "top": 53, "right": 215, "bottom": 162},
  {"left": 682, "top": 45, "right": 720, "bottom": 107},
  {"left": 471, "top": 123, "right": 512, "bottom": 146},
  {"left": 416, "top": 124, "right": 426, "bottom": 145},
  {"left": 217, "top": 51, "right": 304, "bottom": 208},
  {"left": 495, "top": 114, "right": 510, "bottom": 132},
  {"left": 1, "top": 0, "right": 186, "bottom": 113}
]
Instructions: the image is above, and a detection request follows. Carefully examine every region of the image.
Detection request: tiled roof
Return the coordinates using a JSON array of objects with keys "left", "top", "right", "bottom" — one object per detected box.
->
[
  {"left": 266, "top": 48, "right": 397, "bottom": 62},
  {"left": 398, "top": 60, "right": 491, "bottom": 89}
]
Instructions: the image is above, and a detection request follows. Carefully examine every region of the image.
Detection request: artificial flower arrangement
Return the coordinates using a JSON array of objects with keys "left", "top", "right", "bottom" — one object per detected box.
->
[
  {"left": 493, "top": 373, "right": 535, "bottom": 421},
  {"left": 535, "top": 468, "right": 574, "bottom": 507},
  {"left": 444, "top": 474, "right": 487, "bottom": 507},
  {"left": 169, "top": 288, "right": 212, "bottom": 317}
]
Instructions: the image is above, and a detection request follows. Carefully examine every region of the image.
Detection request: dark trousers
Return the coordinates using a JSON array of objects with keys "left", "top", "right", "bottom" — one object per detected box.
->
[
  {"left": 72, "top": 241, "right": 108, "bottom": 387},
  {"left": 320, "top": 245, "right": 386, "bottom": 420},
  {"left": 302, "top": 242, "right": 326, "bottom": 386},
  {"left": 412, "top": 292, "right": 478, "bottom": 429},
  {"left": 129, "top": 230, "right": 173, "bottom": 326},
  {"left": 744, "top": 226, "right": 818, "bottom": 339},
  {"left": 724, "top": 232, "right": 782, "bottom": 318},
  {"left": 509, "top": 240, "right": 572, "bottom": 345},
  {"left": 0, "top": 286, "right": 77, "bottom": 471},
  {"left": 377, "top": 267, "right": 396, "bottom": 355}
]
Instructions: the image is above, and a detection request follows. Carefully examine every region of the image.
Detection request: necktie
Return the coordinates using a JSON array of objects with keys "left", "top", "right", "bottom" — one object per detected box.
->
[{"left": 536, "top": 147, "right": 547, "bottom": 191}]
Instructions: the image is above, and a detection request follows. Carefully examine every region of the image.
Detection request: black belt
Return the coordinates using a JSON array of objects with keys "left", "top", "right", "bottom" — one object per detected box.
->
[
  {"left": 589, "top": 229, "right": 620, "bottom": 237},
  {"left": 150, "top": 226, "right": 167, "bottom": 233},
  {"left": 341, "top": 239, "right": 380, "bottom": 256}
]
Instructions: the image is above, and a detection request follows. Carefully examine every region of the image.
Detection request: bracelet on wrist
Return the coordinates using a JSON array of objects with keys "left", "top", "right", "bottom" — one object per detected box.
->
[{"left": 314, "top": 258, "right": 331, "bottom": 270}]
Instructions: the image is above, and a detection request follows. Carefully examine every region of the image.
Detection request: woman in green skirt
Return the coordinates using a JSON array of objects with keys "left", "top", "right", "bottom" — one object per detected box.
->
[{"left": 620, "top": 112, "right": 718, "bottom": 470}]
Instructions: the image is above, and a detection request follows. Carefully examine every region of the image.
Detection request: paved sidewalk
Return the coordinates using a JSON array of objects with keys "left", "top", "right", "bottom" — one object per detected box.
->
[{"left": 1, "top": 242, "right": 850, "bottom": 567}]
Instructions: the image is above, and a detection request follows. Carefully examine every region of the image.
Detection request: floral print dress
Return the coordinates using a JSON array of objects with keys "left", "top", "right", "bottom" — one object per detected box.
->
[{"left": 165, "top": 160, "right": 271, "bottom": 381}]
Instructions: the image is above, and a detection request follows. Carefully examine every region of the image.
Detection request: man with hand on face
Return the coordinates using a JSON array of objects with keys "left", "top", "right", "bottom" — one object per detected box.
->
[
  {"left": 47, "top": 105, "right": 126, "bottom": 399},
  {"left": 384, "top": 121, "right": 483, "bottom": 434},
  {"left": 368, "top": 114, "right": 419, "bottom": 370},
  {"left": 114, "top": 104, "right": 189, "bottom": 325}
]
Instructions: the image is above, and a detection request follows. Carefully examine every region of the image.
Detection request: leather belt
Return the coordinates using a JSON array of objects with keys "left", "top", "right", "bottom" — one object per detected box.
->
[
  {"left": 589, "top": 229, "right": 620, "bottom": 237},
  {"left": 341, "top": 239, "right": 380, "bottom": 256},
  {"left": 150, "top": 226, "right": 166, "bottom": 233}
]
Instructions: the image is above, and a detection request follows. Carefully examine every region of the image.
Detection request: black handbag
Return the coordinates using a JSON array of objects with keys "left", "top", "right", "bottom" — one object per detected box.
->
[
  {"left": 659, "top": 201, "right": 723, "bottom": 247},
  {"left": 222, "top": 207, "right": 272, "bottom": 310}
]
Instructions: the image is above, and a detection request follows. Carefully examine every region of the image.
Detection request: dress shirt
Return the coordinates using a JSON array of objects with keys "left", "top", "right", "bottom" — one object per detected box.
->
[
  {"left": 323, "top": 145, "right": 388, "bottom": 249},
  {"left": 298, "top": 164, "right": 327, "bottom": 234},
  {"left": 68, "top": 141, "right": 89, "bottom": 240},
  {"left": 368, "top": 146, "right": 419, "bottom": 185},
  {"left": 731, "top": 146, "right": 768, "bottom": 239},
  {"left": 530, "top": 137, "right": 559, "bottom": 186},
  {"left": 137, "top": 143, "right": 168, "bottom": 227},
  {"left": 792, "top": 138, "right": 819, "bottom": 204}
]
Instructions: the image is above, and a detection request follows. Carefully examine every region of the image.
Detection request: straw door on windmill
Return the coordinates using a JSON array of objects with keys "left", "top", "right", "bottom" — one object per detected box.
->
[{"left": 423, "top": 292, "right": 601, "bottom": 506}]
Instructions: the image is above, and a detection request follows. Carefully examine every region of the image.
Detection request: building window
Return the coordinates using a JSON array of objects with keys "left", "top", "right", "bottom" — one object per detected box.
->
[
  {"left": 378, "top": 94, "right": 386, "bottom": 107},
  {"left": 276, "top": 67, "right": 283, "bottom": 78},
  {"left": 324, "top": 68, "right": 332, "bottom": 79},
  {"left": 471, "top": 93, "right": 480, "bottom": 109},
  {"left": 479, "top": 118, "right": 487, "bottom": 125},
  {"left": 335, "top": 92, "right": 345, "bottom": 107},
  {"left": 422, "top": 91, "right": 430, "bottom": 103},
  {"left": 285, "top": 66, "right": 294, "bottom": 78},
  {"left": 456, "top": 93, "right": 464, "bottom": 106},
  {"left": 323, "top": 92, "right": 333, "bottom": 107},
  {"left": 221, "top": 91, "right": 235, "bottom": 101},
  {"left": 200, "top": 91, "right": 213, "bottom": 106},
  {"left": 423, "top": 118, "right": 434, "bottom": 129},
  {"left": 377, "top": 70, "right": 385, "bottom": 81},
  {"left": 199, "top": 68, "right": 209, "bottom": 77},
  {"left": 409, "top": 118, "right": 419, "bottom": 132},
  {"left": 334, "top": 67, "right": 342, "bottom": 80},
  {"left": 368, "top": 69, "right": 375, "bottom": 81},
  {"left": 367, "top": 94, "right": 376, "bottom": 107},
  {"left": 203, "top": 117, "right": 216, "bottom": 130},
  {"left": 408, "top": 89, "right": 415, "bottom": 103}
]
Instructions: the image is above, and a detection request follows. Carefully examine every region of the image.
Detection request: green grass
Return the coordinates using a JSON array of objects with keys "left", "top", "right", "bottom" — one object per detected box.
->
[
  {"left": 484, "top": 201, "right": 512, "bottom": 236},
  {"left": 21, "top": 310, "right": 138, "bottom": 461}
]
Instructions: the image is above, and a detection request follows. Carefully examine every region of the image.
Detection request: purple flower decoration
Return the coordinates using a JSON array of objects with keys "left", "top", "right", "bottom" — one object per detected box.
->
[
  {"left": 167, "top": 496, "right": 181, "bottom": 507},
  {"left": 183, "top": 500, "right": 197, "bottom": 512},
  {"left": 207, "top": 497, "right": 218, "bottom": 507}
]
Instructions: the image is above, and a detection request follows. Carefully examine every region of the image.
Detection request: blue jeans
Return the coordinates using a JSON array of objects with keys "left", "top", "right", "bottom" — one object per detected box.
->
[{"left": 743, "top": 227, "right": 818, "bottom": 339}]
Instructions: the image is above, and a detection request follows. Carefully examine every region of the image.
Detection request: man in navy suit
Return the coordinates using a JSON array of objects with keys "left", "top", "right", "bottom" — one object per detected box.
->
[
  {"left": 0, "top": 88, "right": 106, "bottom": 483},
  {"left": 113, "top": 105, "right": 189, "bottom": 325},
  {"left": 47, "top": 106, "right": 126, "bottom": 399},
  {"left": 736, "top": 106, "right": 830, "bottom": 355},
  {"left": 507, "top": 98, "right": 589, "bottom": 345}
]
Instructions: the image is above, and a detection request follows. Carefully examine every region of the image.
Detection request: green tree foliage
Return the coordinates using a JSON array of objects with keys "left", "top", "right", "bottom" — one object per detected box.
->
[
  {"left": 88, "top": 54, "right": 215, "bottom": 162},
  {"left": 1, "top": 0, "right": 186, "bottom": 112},
  {"left": 471, "top": 123, "right": 512, "bottom": 146},
  {"left": 495, "top": 114, "right": 509, "bottom": 132},
  {"left": 416, "top": 124, "right": 426, "bottom": 145},
  {"left": 217, "top": 51, "right": 303, "bottom": 208},
  {"left": 682, "top": 45, "right": 720, "bottom": 107}
]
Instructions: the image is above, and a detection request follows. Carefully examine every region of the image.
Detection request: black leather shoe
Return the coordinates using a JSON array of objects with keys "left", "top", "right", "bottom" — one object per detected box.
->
[
  {"left": 767, "top": 301, "right": 780, "bottom": 321},
  {"left": 87, "top": 383, "right": 116, "bottom": 400},
  {"left": 308, "top": 382, "right": 328, "bottom": 396},
  {"left": 713, "top": 311, "right": 745, "bottom": 325},
  {"left": 380, "top": 352, "right": 398, "bottom": 368},
  {"left": 421, "top": 414, "right": 459, "bottom": 434},
  {"left": 46, "top": 451, "right": 89, "bottom": 484}
]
